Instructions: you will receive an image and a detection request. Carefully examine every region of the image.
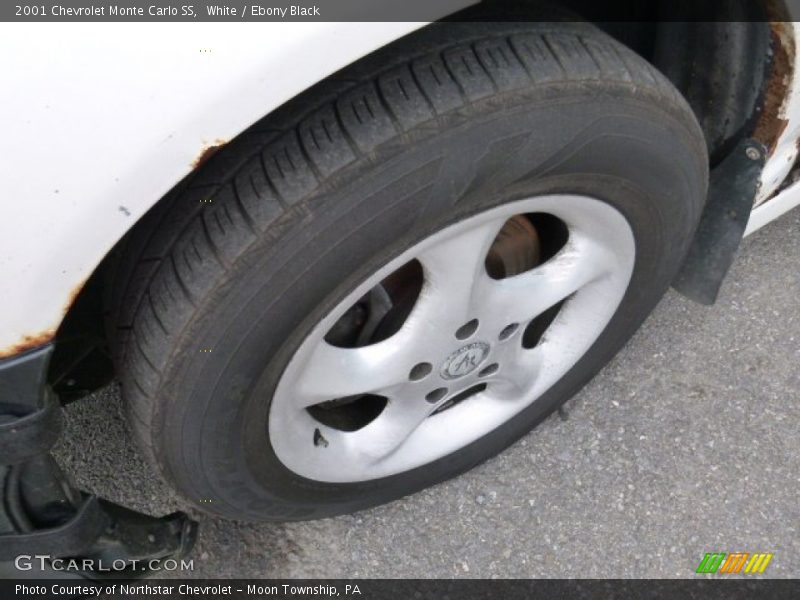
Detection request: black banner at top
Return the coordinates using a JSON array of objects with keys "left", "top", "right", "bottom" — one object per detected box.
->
[{"left": 3, "top": 0, "right": 798, "bottom": 22}]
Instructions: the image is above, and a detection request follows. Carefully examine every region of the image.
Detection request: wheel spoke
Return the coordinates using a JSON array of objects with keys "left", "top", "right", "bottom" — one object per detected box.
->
[
  {"left": 295, "top": 337, "right": 416, "bottom": 406},
  {"left": 414, "top": 217, "right": 507, "bottom": 325},
  {"left": 489, "top": 349, "right": 542, "bottom": 401},
  {"left": 343, "top": 393, "right": 432, "bottom": 462},
  {"left": 479, "top": 235, "right": 612, "bottom": 327}
]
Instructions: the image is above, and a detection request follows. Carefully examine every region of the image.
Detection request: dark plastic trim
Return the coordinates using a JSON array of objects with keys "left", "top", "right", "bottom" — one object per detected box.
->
[{"left": 673, "top": 139, "right": 767, "bottom": 305}]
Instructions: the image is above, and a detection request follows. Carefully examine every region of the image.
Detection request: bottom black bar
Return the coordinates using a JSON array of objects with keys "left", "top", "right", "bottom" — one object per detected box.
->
[{"left": 1, "top": 579, "right": 798, "bottom": 600}]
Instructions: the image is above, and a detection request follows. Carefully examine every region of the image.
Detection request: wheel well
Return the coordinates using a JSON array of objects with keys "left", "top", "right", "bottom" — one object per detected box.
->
[
  {"left": 450, "top": 0, "right": 774, "bottom": 166},
  {"left": 649, "top": 21, "right": 773, "bottom": 166},
  {"left": 49, "top": 2, "right": 778, "bottom": 397}
]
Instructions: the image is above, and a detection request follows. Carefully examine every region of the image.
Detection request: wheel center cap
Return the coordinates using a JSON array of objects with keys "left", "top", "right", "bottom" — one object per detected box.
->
[{"left": 440, "top": 342, "right": 490, "bottom": 380}]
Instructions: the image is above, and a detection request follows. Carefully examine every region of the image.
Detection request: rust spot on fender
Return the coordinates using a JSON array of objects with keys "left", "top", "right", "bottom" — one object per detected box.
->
[
  {"left": 0, "top": 330, "right": 57, "bottom": 359},
  {"left": 64, "top": 278, "right": 87, "bottom": 313},
  {"left": 192, "top": 138, "right": 227, "bottom": 170},
  {"left": 753, "top": 20, "right": 795, "bottom": 155},
  {"left": 0, "top": 278, "right": 87, "bottom": 359}
]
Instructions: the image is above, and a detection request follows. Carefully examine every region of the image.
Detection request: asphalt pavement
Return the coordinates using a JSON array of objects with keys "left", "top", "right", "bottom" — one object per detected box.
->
[{"left": 54, "top": 210, "right": 799, "bottom": 578}]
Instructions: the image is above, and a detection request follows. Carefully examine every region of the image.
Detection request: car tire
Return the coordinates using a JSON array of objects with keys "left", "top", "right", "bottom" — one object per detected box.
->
[{"left": 108, "top": 21, "right": 708, "bottom": 521}]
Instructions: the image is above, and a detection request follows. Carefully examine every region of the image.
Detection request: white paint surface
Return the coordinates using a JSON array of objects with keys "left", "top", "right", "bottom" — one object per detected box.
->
[{"left": 746, "top": 178, "right": 800, "bottom": 236}]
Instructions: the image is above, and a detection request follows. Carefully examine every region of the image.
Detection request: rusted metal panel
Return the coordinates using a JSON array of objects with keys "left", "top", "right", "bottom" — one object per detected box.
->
[
  {"left": 753, "top": 21, "right": 794, "bottom": 156},
  {"left": 753, "top": 5, "right": 800, "bottom": 205},
  {"left": 0, "top": 331, "right": 57, "bottom": 359},
  {"left": 0, "top": 280, "right": 86, "bottom": 359},
  {"left": 192, "top": 139, "right": 227, "bottom": 170}
]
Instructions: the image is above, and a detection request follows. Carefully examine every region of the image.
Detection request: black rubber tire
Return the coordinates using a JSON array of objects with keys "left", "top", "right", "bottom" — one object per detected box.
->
[{"left": 109, "top": 21, "right": 708, "bottom": 521}]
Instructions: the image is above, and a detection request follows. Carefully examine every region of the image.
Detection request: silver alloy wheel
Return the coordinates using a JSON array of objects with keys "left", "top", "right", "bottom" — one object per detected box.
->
[{"left": 270, "top": 195, "right": 635, "bottom": 482}]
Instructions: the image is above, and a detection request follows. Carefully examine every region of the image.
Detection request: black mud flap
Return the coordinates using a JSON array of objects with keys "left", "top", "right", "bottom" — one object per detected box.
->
[
  {"left": 672, "top": 139, "right": 766, "bottom": 305},
  {"left": 0, "top": 346, "right": 197, "bottom": 580}
]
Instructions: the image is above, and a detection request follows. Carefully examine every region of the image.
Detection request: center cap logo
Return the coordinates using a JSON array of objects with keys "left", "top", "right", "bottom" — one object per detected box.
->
[{"left": 440, "top": 342, "right": 490, "bottom": 380}]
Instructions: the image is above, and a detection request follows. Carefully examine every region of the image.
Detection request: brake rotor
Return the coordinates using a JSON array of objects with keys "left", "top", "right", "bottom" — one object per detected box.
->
[
  {"left": 327, "top": 217, "right": 541, "bottom": 347},
  {"left": 485, "top": 215, "right": 542, "bottom": 279}
]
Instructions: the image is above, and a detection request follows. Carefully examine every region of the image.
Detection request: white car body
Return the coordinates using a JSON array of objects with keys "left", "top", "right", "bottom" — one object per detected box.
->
[{"left": 1, "top": 19, "right": 800, "bottom": 358}]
